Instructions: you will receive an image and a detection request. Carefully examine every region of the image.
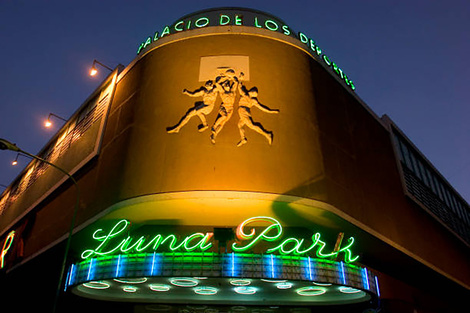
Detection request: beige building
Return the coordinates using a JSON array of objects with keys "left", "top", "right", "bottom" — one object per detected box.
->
[{"left": 0, "top": 8, "right": 468, "bottom": 313}]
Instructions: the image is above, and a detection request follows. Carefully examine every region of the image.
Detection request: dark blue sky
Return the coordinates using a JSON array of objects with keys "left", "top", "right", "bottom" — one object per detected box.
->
[{"left": 1, "top": 0, "right": 469, "bottom": 202}]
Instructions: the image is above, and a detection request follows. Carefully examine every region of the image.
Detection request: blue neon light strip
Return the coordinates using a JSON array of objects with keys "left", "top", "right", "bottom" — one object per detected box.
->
[
  {"left": 339, "top": 261, "right": 346, "bottom": 285},
  {"left": 263, "top": 254, "right": 276, "bottom": 279},
  {"left": 270, "top": 254, "right": 275, "bottom": 279},
  {"left": 375, "top": 276, "right": 380, "bottom": 297},
  {"left": 87, "top": 258, "right": 94, "bottom": 281},
  {"left": 306, "top": 256, "right": 315, "bottom": 281},
  {"left": 231, "top": 252, "right": 235, "bottom": 277},
  {"left": 64, "top": 264, "right": 75, "bottom": 291},
  {"left": 115, "top": 255, "right": 122, "bottom": 277},
  {"left": 149, "top": 252, "right": 158, "bottom": 276},
  {"left": 222, "top": 252, "right": 239, "bottom": 277},
  {"left": 362, "top": 267, "right": 370, "bottom": 290}
]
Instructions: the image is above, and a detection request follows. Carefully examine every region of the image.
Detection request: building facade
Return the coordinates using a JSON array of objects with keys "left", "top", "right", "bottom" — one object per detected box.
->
[{"left": 0, "top": 8, "right": 468, "bottom": 313}]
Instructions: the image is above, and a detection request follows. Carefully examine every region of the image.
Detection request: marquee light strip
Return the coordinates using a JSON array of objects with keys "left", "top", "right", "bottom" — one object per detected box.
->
[{"left": 66, "top": 252, "right": 378, "bottom": 297}]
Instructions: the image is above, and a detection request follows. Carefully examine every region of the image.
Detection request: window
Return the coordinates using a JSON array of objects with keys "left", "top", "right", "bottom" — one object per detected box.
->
[{"left": 392, "top": 129, "right": 470, "bottom": 244}]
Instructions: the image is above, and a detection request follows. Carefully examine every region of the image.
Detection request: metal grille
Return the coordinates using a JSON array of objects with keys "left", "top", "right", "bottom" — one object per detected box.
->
[{"left": 402, "top": 165, "right": 470, "bottom": 244}]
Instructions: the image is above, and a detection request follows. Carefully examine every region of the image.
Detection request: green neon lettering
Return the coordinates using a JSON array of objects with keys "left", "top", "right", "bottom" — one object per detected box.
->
[
  {"left": 135, "top": 234, "right": 163, "bottom": 252},
  {"left": 1, "top": 231, "right": 15, "bottom": 269},
  {"left": 160, "top": 26, "right": 170, "bottom": 37},
  {"left": 219, "top": 14, "right": 230, "bottom": 25},
  {"left": 182, "top": 232, "right": 213, "bottom": 251},
  {"left": 234, "top": 15, "right": 243, "bottom": 26},
  {"left": 153, "top": 31, "right": 159, "bottom": 41},
  {"left": 81, "top": 220, "right": 213, "bottom": 259},
  {"left": 232, "top": 216, "right": 282, "bottom": 252},
  {"left": 195, "top": 17, "right": 209, "bottom": 28},
  {"left": 338, "top": 68, "right": 344, "bottom": 79},
  {"left": 309, "top": 39, "right": 316, "bottom": 52},
  {"left": 299, "top": 32, "right": 309, "bottom": 44},
  {"left": 81, "top": 217, "right": 359, "bottom": 263},
  {"left": 267, "top": 237, "right": 305, "bottom": 255},
  {"left": 160, "top": 234, "right": 184, "bottom": 251},
  {"left": 81, "top": 219, "right": 130, "bottom": 259},
  {"left": 265, "top": 20, "right": 279, "bottom": 31},
  {"left": 137, "top": 42, "right": 145, "bottom": 55},
  {"left": 143, "top": 37, "right": 152, "bottom": 48},
  {"left": 322, "top": 54, "right": 331, "bottom": 66},
  {"left": 254, "top": 17, "right": 262, "bottom": 28},
  {"left": 282, "top": 25, "right": 290, "bottom": 36},
  {"left": 332, "top": 62, "right": 339, "bottom": 73},
  {"left": 187, "top": 20, "right": 191, "bottom": 29},
  {"left": 137, "top": 36, "right": 152, "bottom": 54},
  {"left": 315, "top": 45, "right": 322, "bottom": 56},
  {"left": 174, "top": 21, "right": 184, "bottom": 32},
  {"left": 332, "top": 63, "right": 344, "bottom": 79},
  {"left": 121, "top": 235, "right": 146, "bottom": 253}
]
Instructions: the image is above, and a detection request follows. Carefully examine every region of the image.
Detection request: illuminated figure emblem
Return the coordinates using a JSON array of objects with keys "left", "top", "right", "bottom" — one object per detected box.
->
[
  {"left": 236, "top": 75, "right": 279, "bottom": 147},
  {"left": 167, "top": 68, "right": 279, "bottom": 146},
  {"left": 166, "top": 80, "right": 218, "bottom": 133},
  {"left": 210, "top": 69, "right": 239, "bottom": 144}
]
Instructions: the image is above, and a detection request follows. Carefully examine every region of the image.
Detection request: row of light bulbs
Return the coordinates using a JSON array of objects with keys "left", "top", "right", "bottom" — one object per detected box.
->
[{"left": 9, "top": 60, "right": 114, "bottom": 167}]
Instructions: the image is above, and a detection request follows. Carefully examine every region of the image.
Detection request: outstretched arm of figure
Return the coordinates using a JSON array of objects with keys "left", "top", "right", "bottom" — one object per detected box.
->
[
  {"left": 183, "top": 87, "right": 205, "bottom": 97},
  {"left": 253, "top": 99, "right": 280, "bottom": 114},
  {"left": 238, "top": 81, "right": 249, "bottom": 97},
  {"left": 214, "top": 82, "right": 225, "bottom": 93}
]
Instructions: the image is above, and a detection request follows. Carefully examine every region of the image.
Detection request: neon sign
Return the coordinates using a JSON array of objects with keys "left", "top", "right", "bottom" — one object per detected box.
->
[
  {"left": 81, "top": 216, "right": 359, "bottom": 263},
  {"left": 81, "top": 219, "right": 213, "bottom": 259},
  {"left": 0, "top": 230, "right": 15, "bottom": 269},
  {"left": 136, "top": 9, "right": 355, "bottom": 91},
  {"left": 233, "top": 216, "right": 359, "bottom": 263}
]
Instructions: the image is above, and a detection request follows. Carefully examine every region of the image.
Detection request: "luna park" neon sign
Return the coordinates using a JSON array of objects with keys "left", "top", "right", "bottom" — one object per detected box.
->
[
  {"left": 81, "top": 216, "right": 359, "bottom": 263},
  {"left": 136, "top": 9, "right": 355, "bottom": 91}
]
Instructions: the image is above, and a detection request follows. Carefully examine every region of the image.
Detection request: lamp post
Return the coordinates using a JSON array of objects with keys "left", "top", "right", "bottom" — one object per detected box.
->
[
  {"left": 90, "top": 59, "right": 113, "bottom": 77},
  {"left": 45, "top": 113, "right": 67, "bottom": 128},
  {"left": 11, "top": 152, "right": 33, "bottom": 166},
  {"left": 0, "top": 138, "right": 80, "bottom": 313}
]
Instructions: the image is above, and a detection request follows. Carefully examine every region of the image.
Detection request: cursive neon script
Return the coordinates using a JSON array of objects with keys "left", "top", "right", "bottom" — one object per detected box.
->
[
  {"left": 81, "top": 216, "right": 359, "bottom": 263},
  {"left": 81, "top": 220, "right": 213, "bottom": 259},
  {"left": 232, "top": 216, "right": 359, "bottom": 263}
]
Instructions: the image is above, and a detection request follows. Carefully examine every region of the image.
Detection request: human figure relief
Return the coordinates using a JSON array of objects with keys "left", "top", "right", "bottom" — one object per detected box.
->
[
  {"left": 167, "top": 80, "right": 218, "bottom": 133},
  {"left": 236, "top": 75, "right": 279, "bottom": 147},
  {"left": 210, "top": 69, "right": 239, "bottom": 144}
]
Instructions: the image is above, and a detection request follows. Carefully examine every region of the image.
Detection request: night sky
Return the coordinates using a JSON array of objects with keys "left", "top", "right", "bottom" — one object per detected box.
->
[{"left": 0, "top": 0, "right": 469, "bottom": 203}]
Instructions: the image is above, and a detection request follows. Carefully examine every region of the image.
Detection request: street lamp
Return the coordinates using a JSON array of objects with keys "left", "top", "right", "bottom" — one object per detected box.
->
[
  {"left": 89, "top": 59, "right": 113, "bottom": 77},
  {"left": 11, "top": 152, "right": 33, "bottom": 166},
  {"left": 45, "top": 113, "right": 67, "bottom": 128},
  {"left": 0, "top": 138, "right": 80, "bottom": 312}
]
